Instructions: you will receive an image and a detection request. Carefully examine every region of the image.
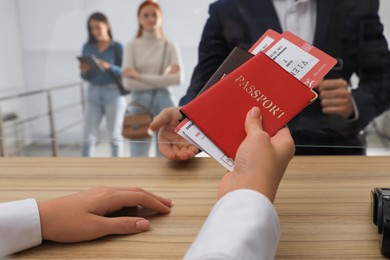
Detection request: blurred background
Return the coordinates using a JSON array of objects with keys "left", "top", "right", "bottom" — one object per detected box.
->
[{"left": 0, "top": 0, "right": 389, "bottom": 157}]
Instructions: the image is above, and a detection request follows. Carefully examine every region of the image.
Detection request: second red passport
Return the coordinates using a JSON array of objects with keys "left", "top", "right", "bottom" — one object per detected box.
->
[{"left": 180, "top": 52, "right": 317, "bottom": 160}]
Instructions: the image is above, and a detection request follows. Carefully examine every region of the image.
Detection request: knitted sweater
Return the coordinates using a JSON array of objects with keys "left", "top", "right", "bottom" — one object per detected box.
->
[{"left": 122, "top": 30, "right": 183, "bottom": 91}]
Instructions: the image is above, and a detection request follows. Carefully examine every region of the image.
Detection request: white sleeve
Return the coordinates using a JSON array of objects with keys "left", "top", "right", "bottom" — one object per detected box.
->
[
  {"left": 0, "top": 199, "right": 42, "bottom": 257},
  {"left": 346, "top": 95, "right": 359, "bottom": 122},
  {"left": 184, "top": 189, "right": 280, "bottom": 260}
]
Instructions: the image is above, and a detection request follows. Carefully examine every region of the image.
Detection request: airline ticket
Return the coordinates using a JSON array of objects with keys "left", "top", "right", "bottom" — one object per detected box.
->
[
  {"left": 265, "top": 31, "right": 336, "bottom": 88},
  {"left": 176, "top": 118, "right": 234, "bottom": 171},
  {"left": 249, "top": 29, "right": 281, "bottom": 55},
  {"left": 176, "top": 30, "right": 336, "bottom": 171}
]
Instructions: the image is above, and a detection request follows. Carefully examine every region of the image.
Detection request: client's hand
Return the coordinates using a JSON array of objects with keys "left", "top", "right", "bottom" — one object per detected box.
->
[
  {"left": 37, "top": 187, "right": 171, "bottom": 243},
  {"left": 317, "top": 78, "right": 354, "bottom": 119},
  {"left": 218, "top": 107, "right": 295, "bottom": 202},
  {"left": 149, "top": 107, "right": 199, "bottom": 161}
]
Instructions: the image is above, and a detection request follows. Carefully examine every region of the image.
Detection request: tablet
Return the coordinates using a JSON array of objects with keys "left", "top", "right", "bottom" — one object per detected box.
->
[{"left": 77, "top": 55, "right": 104, "bottom": 74}]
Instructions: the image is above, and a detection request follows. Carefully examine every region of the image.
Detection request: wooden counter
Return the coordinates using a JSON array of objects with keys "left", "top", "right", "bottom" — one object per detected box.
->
[{"left": 1, "top": 156, "right": 388, "bottom": 259}]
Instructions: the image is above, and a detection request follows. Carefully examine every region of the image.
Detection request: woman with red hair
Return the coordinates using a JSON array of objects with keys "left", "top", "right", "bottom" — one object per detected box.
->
[{"left": 122, "top": 0, "right": 183, "bottom": 157}]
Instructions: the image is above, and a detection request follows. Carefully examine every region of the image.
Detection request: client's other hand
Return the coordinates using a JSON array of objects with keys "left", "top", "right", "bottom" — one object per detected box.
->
[
  {"left": 150, "top": 107, "right": 199, "bottom": 161},
  {"left": 38, "top": 187, "right": 171, "bottom": 243}
]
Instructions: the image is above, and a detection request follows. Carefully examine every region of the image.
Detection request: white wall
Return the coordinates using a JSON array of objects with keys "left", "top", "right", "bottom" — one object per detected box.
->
[
  {"left": 0, "top": 0, "right": 28, "bottom": 153},
  {"left": 1, "top": 0, "right": 389, "bottom": 149},
  {"left": 379, "top": 0, "right": 390, "bottom": 37},
  {"left": 14, "top": 0, "right": 214, "bottom": 143},
  {"left": 15, "top": 0, "right": 214, "bottom": 91},
  {"left": 0, "top": 0, "right": 26, "bottom": 105}
]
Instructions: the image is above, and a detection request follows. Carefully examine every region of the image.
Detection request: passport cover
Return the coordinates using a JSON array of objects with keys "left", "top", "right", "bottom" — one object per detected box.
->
[
  {"left": 197, "top": 47, "right": 254, "bottom": 96},
  {"left": 181, "top": 51, "right": 317, "bottom": 160}
]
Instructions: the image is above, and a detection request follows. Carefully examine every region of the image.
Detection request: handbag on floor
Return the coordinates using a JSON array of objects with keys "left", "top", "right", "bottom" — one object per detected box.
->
[{"left": 122, "top": 101, "right": 153, "bottom": 139}]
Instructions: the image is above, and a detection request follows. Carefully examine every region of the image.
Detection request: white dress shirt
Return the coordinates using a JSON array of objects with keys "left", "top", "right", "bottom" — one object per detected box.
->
[
  {"left": 272, "top": 0, "right": 358, "bottom": 121},
  {"left": 0, "top": 199, "right": 42, "bottom": 257},
  {"left": 185, "top": 189, "right": 280, "bottom": 260},
  {"left": 272, "top": 0, "right": 317, "bottom": 44},
  {"left": 0, "top": 189, "right": 280, "bottom": 259}
]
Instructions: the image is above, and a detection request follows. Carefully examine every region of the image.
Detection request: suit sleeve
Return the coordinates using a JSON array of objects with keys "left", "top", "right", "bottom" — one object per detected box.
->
[
  {"left": 348, "top": 0, "right": 390, "bottom": 132},
  {"left": 184, "top": 189, "right": 280, "bottom": 260},
  {"left": 179, "top": 3, "right": 231, "bottom": 105},
  {"left": 0, "top": 199, "right": 42, "bottom": 257}
]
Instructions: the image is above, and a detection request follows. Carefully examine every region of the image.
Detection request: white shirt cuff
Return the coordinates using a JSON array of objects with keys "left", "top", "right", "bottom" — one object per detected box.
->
[
  {"left": 184, "top": 189, "right": 280, "bottom": 260},
  {"left": 347, "top": 96, "right": 359, "bottom": 122},
  {"left": 0, "top": 199, "right": 42, "bottom": 257}
]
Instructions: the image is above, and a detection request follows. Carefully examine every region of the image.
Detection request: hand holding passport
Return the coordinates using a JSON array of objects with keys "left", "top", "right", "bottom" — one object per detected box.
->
[
  {"left": 217, "top": 106, "right": 295, "bottom": 202},
  {"left": 175, "top": 30, "right": 337, "bottom": 171}
]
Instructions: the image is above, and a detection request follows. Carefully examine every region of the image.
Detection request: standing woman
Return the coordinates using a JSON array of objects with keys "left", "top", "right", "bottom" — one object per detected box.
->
[
  {"left": 122, "top": 0, "right": 183, "bottom": 157},
  {"left": 80, "top": 12, "right": 127, "bottom": 157}
]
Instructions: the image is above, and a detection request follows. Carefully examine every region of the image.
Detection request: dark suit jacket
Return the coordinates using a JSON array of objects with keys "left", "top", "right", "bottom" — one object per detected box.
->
[{"left": 179, "top": 0, "right": 390, "bottom": 154}]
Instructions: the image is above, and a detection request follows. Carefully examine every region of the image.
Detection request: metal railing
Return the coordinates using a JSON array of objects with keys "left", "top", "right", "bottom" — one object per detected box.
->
[{"left": 0, "top": 82, "right": 86, "bottom": 157}]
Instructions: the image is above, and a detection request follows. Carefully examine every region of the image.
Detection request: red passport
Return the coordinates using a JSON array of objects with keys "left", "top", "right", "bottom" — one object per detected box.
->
[{"left": 180, "top": 52, "right": 318, "bottom": 160}]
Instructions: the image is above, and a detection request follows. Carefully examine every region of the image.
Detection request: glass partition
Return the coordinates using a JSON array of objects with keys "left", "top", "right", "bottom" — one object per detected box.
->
[
  {"left": 1, "top": 0, "right": 390, "bottom": 158},
  {"left": 0, "top": 138, "right": 390, "bottom": 158}
]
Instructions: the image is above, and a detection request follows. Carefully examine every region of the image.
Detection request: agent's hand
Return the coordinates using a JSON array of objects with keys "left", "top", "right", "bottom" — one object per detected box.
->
[
  {"left": 218, "top": 107, "right": 295, "bottom": 202},
  {"left": 97, "top": 59, "right": 112, "bottom": 70},
  {"left": 123, "top": 67, "right": 142, "bottom": 80},
  {"left": 317, "top": 78, "right": 354, "bottom": 119},
  {"left": 149, "top": 107, "right": 199, "bottom": 161},
  {"left": 37, "top": 187, "right": 171, "bottom": 243},
  {"left": 79, "top": 62, "right": 90, "bottom": 73}
]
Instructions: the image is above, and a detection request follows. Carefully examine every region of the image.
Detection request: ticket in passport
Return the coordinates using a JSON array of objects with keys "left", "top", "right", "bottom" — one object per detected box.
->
[
  {"left": 175, "top": 118, "right": 234, "bottom": 171},
  {"left": 264, "top": 31, "right": 336, "bottom": 88},
  {"left": 176, "top": 30, "right": 335, "bottom": 171}
]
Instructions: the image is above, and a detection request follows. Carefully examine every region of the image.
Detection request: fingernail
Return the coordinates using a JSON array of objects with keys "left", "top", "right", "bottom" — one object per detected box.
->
[
  {"left": 147, "top": 128, "right": 154, "bottom": 135},
  {"left": 250, "top": 107, "right": 261, "bottom": 118},
  {"left": 136, "top": 219, "right": 150, "bottom": 231}
]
